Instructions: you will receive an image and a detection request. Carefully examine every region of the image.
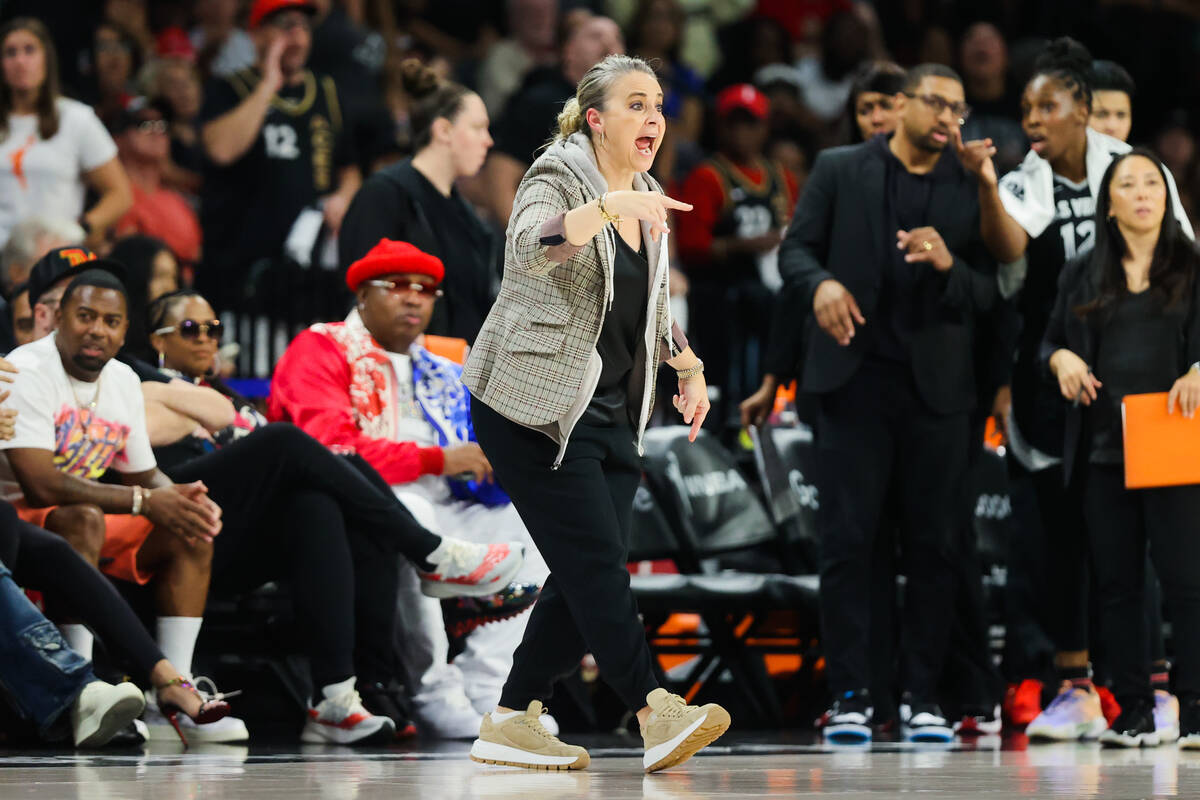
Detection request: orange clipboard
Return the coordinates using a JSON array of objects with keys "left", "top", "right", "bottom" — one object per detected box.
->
[{"left": 1121, "top": 392, "right": 1200, "bottom": 488}]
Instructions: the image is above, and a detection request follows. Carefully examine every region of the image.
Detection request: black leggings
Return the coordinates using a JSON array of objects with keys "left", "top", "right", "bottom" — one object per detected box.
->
[
  {"left": 0, "top": 502, "right": 163, "bottom": 677},
  {"left": 165, "top": 423, "right": 441, "bottom": 686},
  {"left": 1085, "top": 465, "right": 1200, "bottom": 704},
  {"left": 471, "top": 396, "right": 659, "bottom": 712}
]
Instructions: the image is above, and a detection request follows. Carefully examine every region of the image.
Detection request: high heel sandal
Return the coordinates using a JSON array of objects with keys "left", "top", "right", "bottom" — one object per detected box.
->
[{"left": 154, "top": 676, "right": 238, "bottom": 747}]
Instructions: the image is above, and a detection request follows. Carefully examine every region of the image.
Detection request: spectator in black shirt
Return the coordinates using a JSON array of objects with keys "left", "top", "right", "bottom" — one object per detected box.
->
[
  {"left": 198, "top": 0, "right": 361, "bottom": 315},
  {"left": 958, "top": 23, "right": 1025, "bottom": 176},
  {"left": 482, "top": 13, "right": 623, "bottom": 226},
  {"left": 339, "top": 60, "right": 497, "bottom": 344}
]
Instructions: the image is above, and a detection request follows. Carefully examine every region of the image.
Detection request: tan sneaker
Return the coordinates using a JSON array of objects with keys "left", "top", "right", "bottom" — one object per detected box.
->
[
  {"left": 640, "top": 688, "right": 731, "bottom": 773},
  {"left": 469, "top": 701, "right": 590, "bottom": 770}
]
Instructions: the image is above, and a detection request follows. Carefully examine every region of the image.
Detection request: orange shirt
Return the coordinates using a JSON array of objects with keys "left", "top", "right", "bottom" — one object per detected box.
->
[{"left": 115, "top": 181, "right": 202, "bottom": 264}]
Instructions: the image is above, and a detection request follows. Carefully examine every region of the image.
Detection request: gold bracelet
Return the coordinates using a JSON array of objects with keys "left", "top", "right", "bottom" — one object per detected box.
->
[
  {"left": 597, "top": 192, "right": 621, "bottom": 225},
  {"left": 676, "top": 360, "right": 704, "bottom": 380}
]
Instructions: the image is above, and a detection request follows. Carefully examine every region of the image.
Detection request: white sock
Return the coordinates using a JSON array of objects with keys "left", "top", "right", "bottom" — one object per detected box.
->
[
  {"left": 321, "top": 676, "right": 357, "bottom": 702},
  {"left": 490, "top": 710, "right": 521, "bottom": 722},
  {"left": 60, "top": 624, "right": 94, "bottom": 661},
  {"left": 156, "top": 616, "right": 203, "bottom": 678}
]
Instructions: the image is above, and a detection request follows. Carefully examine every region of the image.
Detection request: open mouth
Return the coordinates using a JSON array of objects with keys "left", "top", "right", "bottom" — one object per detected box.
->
[
  {"left": 930, "top": 129, "right": 949, "bottom": 144},
  {"left": 1028, "top": 133, "right": 1047, "bottom": 153},
  {"left": 635, "top": 135, "right": 657, "bottom": 156}
]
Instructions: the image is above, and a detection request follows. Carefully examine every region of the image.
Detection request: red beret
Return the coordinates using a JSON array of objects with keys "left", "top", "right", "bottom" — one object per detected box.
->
[{"left": 346, "top": 239, "right": 445, "bottom": 291}]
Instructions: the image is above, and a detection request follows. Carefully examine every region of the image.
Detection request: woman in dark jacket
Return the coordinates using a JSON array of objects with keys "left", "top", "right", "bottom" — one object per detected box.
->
[
  {"left": 338, "top": 60, "right": 497, "bottom": 343},
  {"left": 1043, "top": 148, "right": 1200, "bottom": 749}
]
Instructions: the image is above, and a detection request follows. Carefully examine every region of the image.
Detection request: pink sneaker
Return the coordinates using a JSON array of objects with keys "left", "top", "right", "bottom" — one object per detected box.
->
[{"left": 419, "top": 539, "right": 525, "bottom": 598}]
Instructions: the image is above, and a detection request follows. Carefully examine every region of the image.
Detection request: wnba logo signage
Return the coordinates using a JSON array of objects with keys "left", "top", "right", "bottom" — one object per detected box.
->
[{"left": 787, "top": 469, "right": 819, "bottom": 511}]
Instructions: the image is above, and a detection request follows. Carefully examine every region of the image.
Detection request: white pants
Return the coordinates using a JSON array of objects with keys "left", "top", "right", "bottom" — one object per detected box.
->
[{"left": 392, "top": 484, "right": 547, "bottom": 713}]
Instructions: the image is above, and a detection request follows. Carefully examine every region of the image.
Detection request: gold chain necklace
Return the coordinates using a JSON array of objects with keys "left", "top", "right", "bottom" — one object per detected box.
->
[{"left": 68, "top": 374, "right": 102, "bottom": 441}]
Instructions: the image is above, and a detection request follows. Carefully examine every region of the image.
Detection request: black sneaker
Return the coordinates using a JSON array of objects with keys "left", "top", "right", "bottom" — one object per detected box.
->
[
  {"left": 900, "top": 695, "right": 953, "bottom": 742},
  {"left": 1100, "top": 696, "right": 1158, "bottom": 748},
  {"left": 1179, "top": 696, "right": 1200, "bottom": 750},
  {"left": 441, "top": 582, "right": 540, "bottom": 639},
  {"left": 820, "top": 690, "right": 873, "bottom": 743},
  {"left": 357, "top": 681, "right": 417, "bottom": 739}
]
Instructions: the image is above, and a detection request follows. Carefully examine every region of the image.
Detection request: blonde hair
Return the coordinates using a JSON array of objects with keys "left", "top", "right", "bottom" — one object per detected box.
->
[{"left": 553, "top": 54, "right": 657, "bottom": 144}]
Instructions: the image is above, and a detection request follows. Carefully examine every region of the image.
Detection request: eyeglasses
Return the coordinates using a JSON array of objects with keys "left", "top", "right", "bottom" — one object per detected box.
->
[
  {"left": 905, "top": 92, "right": 971, "bottom": 123},
  {"left": 365, "top": 280, "right": 443, "bottom": 299},
  {"left": 136, "top": 119, "right": 168, "bottom": 134},
  {"left": 154, "top": 319, "right": 224, "bottom": 342}
]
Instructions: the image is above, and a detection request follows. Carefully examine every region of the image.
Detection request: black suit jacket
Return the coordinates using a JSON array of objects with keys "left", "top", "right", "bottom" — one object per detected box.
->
[
  {"left": 776, "top": 139, "right": 999, "bottom": 415},
  {"left": 1040, "top": 253, "right": 1200, "bottom": 484}
]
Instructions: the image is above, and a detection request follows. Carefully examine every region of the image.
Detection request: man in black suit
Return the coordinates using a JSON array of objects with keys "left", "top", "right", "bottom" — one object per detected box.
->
[{"left": 773, "top": 65, "right": 999, "bottom": 742}]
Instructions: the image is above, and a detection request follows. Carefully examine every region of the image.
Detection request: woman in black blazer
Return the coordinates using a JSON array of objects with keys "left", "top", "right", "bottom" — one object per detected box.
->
[{"left": 1043, "top": 149, "right": 1200, "bottom": 749}]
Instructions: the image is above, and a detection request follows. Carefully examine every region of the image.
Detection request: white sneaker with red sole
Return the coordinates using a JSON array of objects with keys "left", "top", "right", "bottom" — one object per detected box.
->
[
  {"left": 419, "top": 539, "right": 525, "bottom": 598},
  {"left": 301, "top": 689, "right": 396, "bottom": 745}
]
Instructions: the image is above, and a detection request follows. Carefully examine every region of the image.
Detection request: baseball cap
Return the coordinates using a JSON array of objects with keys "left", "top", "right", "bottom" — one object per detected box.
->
[
  {"left": 28, "top": 247, "right": 128, "bottom": 307},
  {"left": 248, "top": 0, "right": 318, "bottom": 30},
  {"left": 156, "top": 26, "right": 195, "bottom": 61},
  {"left": 716, "top": 84, "right": 770, "bottom": 121}
]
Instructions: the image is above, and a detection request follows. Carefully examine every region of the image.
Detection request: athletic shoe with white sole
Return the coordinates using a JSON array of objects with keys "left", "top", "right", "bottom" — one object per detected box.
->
[
  {"left": 1026, "top": 682, "right": 1108, "bottom": 741},
  {"left": 1100, "top": 698, "right": 1159, "bottom": 748},
  {"left": 71, "top": 681, "right": 146, "bottom": 748},
  {"left": 1155, "top": 690, "right": 1180, "bottom": 744},
  {"left": 419, "top": 539, "right": 525, "bottom": 599},
  {"left": 954, "top": 704, "right": 1003, "bottom": 736},
  {"left": 1178, "top": 696, "right": 1200, "bottom": 749},
  {"left": 900, "top": 696, "right": 953, "bottom": 743},
  {"left": 470, "top": 700, "right": 590, "bottom": 770},
  {"left": 819, "top": 690, "right": 873, "bottom": 743},
  {"left": 415, "top": 692, "right": 484, "bottom": 740},
  {"left": 640, "top": 688, "right": 731, "bottom": 773},
  {"left": 143, "top": 677, "right": 248, "bottom": 744},
  {"left": 301, "top": 689, "right": 396, "bottom": 744}
]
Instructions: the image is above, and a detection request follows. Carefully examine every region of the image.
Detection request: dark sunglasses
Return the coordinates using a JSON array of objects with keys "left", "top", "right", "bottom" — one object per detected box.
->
[
  {"left": 154, "top": 319, "right": 224, "bottom": 342},
  {"left": 365, "top": 279, "right": 444, "bottom": 299},
  {"left": 905, "top": 92, "right": 971, "bottom": 123}
]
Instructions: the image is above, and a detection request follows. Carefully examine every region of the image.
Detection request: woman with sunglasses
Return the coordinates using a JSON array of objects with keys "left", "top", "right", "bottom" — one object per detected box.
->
[
  {"left": 959, "top": 38, "right": 1194, "bottom": 740},
  {"left": 126, "top": 288, "right": 531, "bottom": 743},
  {"left": 0, "top": 17, "right": 132, "bottom": 251}
]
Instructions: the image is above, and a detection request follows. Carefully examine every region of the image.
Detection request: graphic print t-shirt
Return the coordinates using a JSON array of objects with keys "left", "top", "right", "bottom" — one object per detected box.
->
[{"left": 0, "top": 333, "right": 155, "bottom": 503}]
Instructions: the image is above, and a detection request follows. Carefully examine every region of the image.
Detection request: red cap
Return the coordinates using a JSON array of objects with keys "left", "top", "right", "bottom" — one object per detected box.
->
[
  {"left": 716, "top": 84, "right": 770, "bottom": 120},
  {"left": 248, "top": 0, "right": 318, "bottom": 30},
  {"left": 155, "top": 26, "right": 195, "bottom": 61},
  {"left": 346, "top": 240, "right": 444, "bottom": 291}
]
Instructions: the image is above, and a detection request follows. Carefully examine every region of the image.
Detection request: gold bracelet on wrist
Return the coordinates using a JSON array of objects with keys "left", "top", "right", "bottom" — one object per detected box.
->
[
  {"left": 597, "top": 192, "right": 621, "bottom": 225},
  {"left": 676, "top": 360, "right": 704, "bottom": 380}
]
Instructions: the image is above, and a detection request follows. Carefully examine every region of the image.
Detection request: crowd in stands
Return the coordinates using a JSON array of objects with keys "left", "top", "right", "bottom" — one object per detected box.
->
[{"left": 0, "top": 0, "right": 1199, "bottom": 751}]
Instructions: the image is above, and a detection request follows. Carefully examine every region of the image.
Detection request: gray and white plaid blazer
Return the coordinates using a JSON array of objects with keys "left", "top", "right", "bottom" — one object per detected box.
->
[{"left": 464, "top": 133, "right": 687, "bottom": 462}]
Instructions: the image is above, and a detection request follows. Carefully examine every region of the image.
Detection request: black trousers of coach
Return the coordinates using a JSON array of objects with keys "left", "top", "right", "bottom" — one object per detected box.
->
[
  {"left": 471, "top": 394, "right": 660, "bottom": 712},
  {"left": 816, "top": 358, "right": 969, "bottom": 701}
]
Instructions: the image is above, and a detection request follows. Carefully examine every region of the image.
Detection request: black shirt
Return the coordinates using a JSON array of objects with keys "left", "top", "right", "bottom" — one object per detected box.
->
[
  {"left": 492, "top": 67, "right": 575, "bottom": 165},
  {"left": 1011, "top": 175, "right": 1096, "bottom": 456},
  {"left": 867, "top": 136, "right": 937, "bottom": 362},
  {"left": 1089, "top": 290, "right": 1189, "bottom": 463},
  {"left": 586, "top": 234, "right": 648, "bottom": 425},
  {"left": 338, "top": 160, "right": 497, "bottom": 343},
  {"left": 199, "top": 68, "right": 353, "bottom": 279}
]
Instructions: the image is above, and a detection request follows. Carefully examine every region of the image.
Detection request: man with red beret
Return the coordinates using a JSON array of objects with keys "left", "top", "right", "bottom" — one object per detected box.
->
[{"left": 269, "top": 240, "right": 548, "bottom": 739}]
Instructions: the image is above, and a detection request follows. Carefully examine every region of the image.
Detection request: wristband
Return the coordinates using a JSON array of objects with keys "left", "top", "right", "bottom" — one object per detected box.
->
[
  {"left": 676, "top": 360, "right": 704, "bottom": 380},
  {"left": 131, "top": 486, "right": 144, "bottom": 516}
]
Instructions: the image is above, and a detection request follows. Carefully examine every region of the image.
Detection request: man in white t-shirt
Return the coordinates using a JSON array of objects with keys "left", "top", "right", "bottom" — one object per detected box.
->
[
  {"left": 270, "top": 240, "right": 549, "bottom": 739},
  {"left": 0, "top": 266, "right": 247, "bottom": 742}
]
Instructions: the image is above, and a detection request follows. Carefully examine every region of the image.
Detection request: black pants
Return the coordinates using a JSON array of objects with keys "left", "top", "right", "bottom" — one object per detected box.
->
[
  {"left": 815, "top": 359, "right": 967, "bottom": 700},
  {"left": 166, "top": 423, "right": 440, "bottom": 686},
  {"left": 0, "top": 502, "right": 163, "bottom": 677},
  {"left": 471, "top": 396, "right": 659, "bottom": 712},
  {"left": 1085, "top": 465, "right": 1200, "bottom": 704}
]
